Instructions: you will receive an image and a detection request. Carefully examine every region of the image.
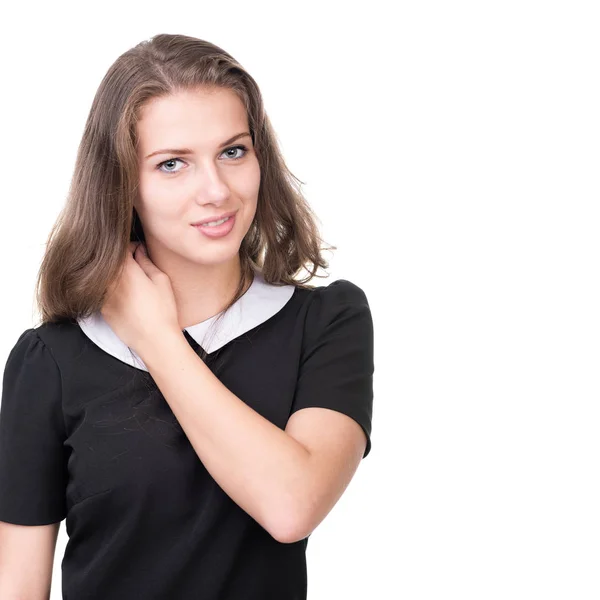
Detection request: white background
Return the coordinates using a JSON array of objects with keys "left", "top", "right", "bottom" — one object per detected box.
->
[{"left": 1, "top": 1, "right": 599, "bottom": 598}]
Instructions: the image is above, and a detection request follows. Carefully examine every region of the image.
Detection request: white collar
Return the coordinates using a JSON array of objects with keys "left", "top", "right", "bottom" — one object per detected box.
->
[{"left": 77, "top": 269, "right": 296, "bottom": 372}]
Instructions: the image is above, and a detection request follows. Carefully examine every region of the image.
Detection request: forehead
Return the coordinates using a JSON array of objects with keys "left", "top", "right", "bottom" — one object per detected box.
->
[{"left": 136, "top": 88, "right": 248, "bottom": 150}]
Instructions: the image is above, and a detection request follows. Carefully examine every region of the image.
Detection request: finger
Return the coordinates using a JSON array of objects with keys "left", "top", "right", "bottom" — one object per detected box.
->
[
  {"left": 134, "top": 244, "right": 163, "bottom": 279},
  {"left": 135, "top": 244, "right": 149, "bottom": 261}
]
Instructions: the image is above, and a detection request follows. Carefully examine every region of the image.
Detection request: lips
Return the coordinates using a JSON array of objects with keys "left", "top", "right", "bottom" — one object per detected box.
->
[
  {"left": 191, "top": 210, "right": 237, "bottom": 226},
  {"left": 192, "top": 212, "right": 236, "bottom": 238}
]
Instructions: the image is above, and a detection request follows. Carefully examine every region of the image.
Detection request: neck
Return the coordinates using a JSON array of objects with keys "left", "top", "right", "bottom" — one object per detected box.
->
[{"left": 145, "top": 242, "right": 249, "bottom": 330}]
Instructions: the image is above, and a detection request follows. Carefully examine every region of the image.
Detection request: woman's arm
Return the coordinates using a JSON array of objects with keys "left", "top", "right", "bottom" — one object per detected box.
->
[
  {"left": 0, "top": 520, "right": 59, "bottom": 599},
  {"left": 137, "top": 329, "right": 312, "bottom": 544}
]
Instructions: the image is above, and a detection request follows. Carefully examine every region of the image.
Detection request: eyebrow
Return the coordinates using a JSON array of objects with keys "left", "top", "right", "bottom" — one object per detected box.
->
[{"left": 144, "top": 132, "right": 252, "bottom": 160}]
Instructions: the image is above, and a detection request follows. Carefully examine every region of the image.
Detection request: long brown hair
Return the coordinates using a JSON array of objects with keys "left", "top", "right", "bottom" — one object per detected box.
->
[{"left": 34, "top": 33, "right": 336, "bottom": 350}]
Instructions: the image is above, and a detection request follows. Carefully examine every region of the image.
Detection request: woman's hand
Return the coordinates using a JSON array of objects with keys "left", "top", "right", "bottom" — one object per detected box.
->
[{"left": 100, "top": 242, "right": 181, "bottom": 353}]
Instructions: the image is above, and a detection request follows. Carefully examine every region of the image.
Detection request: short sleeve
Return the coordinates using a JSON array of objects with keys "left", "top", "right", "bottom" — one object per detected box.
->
[
  {"left": 290, "top": 280, "right": 374, "bottom": 459},
  {"left": 0, "top": 328, "right": 68, "bottom": 525}
]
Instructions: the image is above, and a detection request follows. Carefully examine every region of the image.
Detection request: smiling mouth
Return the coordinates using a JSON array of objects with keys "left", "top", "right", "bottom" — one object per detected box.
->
[
  {"left": 191, "top": 210, "right": 237, "bottom": 227},
  {"left": 197, "top": 215, "right": 232, "bottom": 227}
]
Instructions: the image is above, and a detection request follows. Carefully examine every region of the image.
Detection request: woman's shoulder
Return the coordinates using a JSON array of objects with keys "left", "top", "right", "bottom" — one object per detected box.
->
[
  {"left": 33, "top": 318, "right": 85, "bottom": 349},
  {"left": 299, "top": 277, "right": 370, "bottom": 312},
  {"left": 2, "top": 326, "right": 61, "bottom": 385},
  {"left": 293, "top": 277, "right": 372, "bottom": 341},
  {"left": 4, "top": 320, "right": 89, "bottom": 372}
]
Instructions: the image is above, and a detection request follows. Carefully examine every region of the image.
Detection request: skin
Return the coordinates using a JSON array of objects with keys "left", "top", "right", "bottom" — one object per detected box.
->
[{"left": 133, "top": 86, "right": 261, "bottom": 330}]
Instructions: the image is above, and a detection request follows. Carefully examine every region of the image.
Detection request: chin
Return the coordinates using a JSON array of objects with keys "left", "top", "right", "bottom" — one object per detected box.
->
[{"left": 187, "top": 242, "right": 242, "bottom": 264}]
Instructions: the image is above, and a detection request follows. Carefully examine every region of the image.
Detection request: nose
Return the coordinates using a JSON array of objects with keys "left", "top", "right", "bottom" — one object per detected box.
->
[{"left": 193, "top": 163, "right": 231, "bottom": 206}]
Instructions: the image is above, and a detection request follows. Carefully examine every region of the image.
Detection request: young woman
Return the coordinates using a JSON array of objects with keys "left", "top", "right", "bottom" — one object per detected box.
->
[{"left": 0, "top": 33, "right": 374, "bottom": 599}]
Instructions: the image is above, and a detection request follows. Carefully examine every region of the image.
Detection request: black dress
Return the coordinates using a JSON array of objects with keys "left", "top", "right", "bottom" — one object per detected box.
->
[{"left": 0, "top": 270, "right": 374, "bottom": 599}]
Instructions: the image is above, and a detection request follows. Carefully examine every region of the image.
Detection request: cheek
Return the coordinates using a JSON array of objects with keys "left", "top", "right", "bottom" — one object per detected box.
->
[
  {"left": 238, "top": 160, "right": 261, "bottom": 202},
  {"left": 138, "top": 199, "right": 181, "bottom": 226},
  {"left": 241, "top": 168, "right": 260, "bottom": 218},
  {"left": 138, "top": 176, "right": 185, "bottom": 216},
  {"left": 135, "top": 199, "right": 186, "bottom": 243},
  {"left": 250, "top": 159, "right": 261, "bottom": 191}
]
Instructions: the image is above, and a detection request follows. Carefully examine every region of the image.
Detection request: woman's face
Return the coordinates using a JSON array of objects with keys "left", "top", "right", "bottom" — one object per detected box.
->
[{"left": 134, "top": 86, "right": 260, "bottom": 267}]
